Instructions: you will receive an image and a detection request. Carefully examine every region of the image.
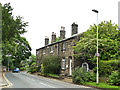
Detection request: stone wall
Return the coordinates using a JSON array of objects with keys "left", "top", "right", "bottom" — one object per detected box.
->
[
  {"left": 36, "top": 22, "right": 87, "bottom": 76},
  {"left": 36, "top": 33, "right": 84, "bottom": 76}
]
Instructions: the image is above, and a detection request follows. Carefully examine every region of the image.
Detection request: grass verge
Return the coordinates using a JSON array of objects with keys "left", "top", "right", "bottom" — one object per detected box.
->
[
  {"left": 47, "top": 73, "right": 59, "bottom": 78},
  {"left": 83, "top": 82, "right": 120, "bottom": 89}
]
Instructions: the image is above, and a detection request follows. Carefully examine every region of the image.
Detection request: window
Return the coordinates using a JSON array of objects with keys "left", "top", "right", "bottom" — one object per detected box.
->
[
  {"left": 43, "top": 49, "right": 45, "bottom": 55},
  {"left": 50, "top": 46, "right": 53, "bottom": 53},
  {"left": 37, "top": 51, "right": 39, "bottom": 55},
  {"left": 63, "top": 42, "right": 66, "bottom": 52},
  {"left": 62, "top": 58, "right": 65, "bottom": 69}
]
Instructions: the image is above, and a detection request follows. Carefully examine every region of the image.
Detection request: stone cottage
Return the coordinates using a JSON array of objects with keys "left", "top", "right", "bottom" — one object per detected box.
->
[{"left": 36, "top": 22, "right": 90, "bottom": 76}]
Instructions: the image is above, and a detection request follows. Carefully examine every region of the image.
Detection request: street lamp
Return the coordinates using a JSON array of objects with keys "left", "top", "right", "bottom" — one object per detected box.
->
[
  {"left": 92, "top": 9, "right": 99, "bottom": 83},
  {"left": 6, "top": 55, "right": 11, "bottom": 72}
]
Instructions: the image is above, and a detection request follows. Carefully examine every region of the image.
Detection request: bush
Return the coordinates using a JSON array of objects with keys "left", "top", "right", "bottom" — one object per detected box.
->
[
  {"left": 41, "top": 64, "right": 44, "bottom": 74},
  {"left": 20, "top": 67, "right": 26, "bottom": 71},
  {"left": 97, "top": 60, "right": 119, "bottom": 77},
  {"left": 41, "top": 55, "right": 60, "bottom": 75},
  {"left": 72, "top": 67, "right": 96, "bottom": 84},
  {"left": 10, "top": 66, "right": 15, "bottom": 71},
  {"left": 107, "top": 71, "right": 120, "bottom": 85},
  {"left": 28, "top": 66, "right": 37, "bottom": 73},
  {"left": 36, "top": 65, "right": 41, "bottom": 72}
]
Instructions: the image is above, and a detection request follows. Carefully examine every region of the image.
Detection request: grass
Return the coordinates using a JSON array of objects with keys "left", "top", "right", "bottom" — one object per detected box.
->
[
  {"left": 83, "top": 82, "right": 120, "bottom": 89},
  {"left": 47, "top": 73, "right": 59, "bottom": 78}
]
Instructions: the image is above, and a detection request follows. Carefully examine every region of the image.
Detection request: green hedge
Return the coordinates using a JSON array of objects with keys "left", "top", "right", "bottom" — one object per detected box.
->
[
  {"left": 41, "top": 55, "right": 61, "bottom": 75},
  {"left": 20, "top": 67, "right": 26, "bottom": 71},
  {"left": 107, "top": 71, "right": 120, "bottom": 85},
  {"left": 28, "top": 66, "right": 37, "bottom": 73},
  {"left": 99, "top": 60, "right": 120, "bottom": 77},
  {"left": 72, "top": 67, "right": 96, "bottom": 84}
]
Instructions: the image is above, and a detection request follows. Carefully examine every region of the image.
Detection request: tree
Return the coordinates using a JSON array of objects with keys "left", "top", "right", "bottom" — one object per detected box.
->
[
  {"left": 28, "top": 54, "right": 36, "bottom": 68},
  {"left": 0, "top": 3, "right": 2, "bottom": 64},
  {"left": 2, "top": 3, "right": 27, "bottom": 42},
  {"left": 2, "top": 3, "right": 31, "bottom": 69},
  {"left": 73, "top": 20, "right": 120, "bottom": 66},
  {"left": 56, "top": 36, "right": 60, "bottom": 42}
]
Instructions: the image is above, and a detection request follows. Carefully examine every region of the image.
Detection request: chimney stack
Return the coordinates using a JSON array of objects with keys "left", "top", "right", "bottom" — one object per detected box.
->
[
  {"left": 51, "top": 32, "right": 56, "bottom": 43},
  {"left": 71, "top": 22, "right": 78, "bottom": 36},
  {"left": 60, "top": 26, "right": 66, "bottom": 40},
  {"left": 45, "top": 36, "right": 49, "bottom": 46}
]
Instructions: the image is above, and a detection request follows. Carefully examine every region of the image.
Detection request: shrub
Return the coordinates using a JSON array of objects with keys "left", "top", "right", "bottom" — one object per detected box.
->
[
  {"left": 107, "top": 71, "right": 120, "bottom": 85},
  {"left": 41, "top": 64, "right": 44, "bottom": 74},
  {"left": 10, "top": 66, "right": 15, "bottom": 71},
  {"left": 36, "top": 65, "right": 41, "bottom": 72},
  {"left": 28, "top": 66, "right": 37, "bottom": 73},
  {"left": 97, "top": 60, "right": 119, "bottom": 77},
  {"left": 20, "top": 67, "right": 26, "bottom": 71},
  {"left": 41, "top": 55, "right": 60, "bottom": 75},
  {"left": 72, "top": 67, "right": 96, "bottom": 84}
]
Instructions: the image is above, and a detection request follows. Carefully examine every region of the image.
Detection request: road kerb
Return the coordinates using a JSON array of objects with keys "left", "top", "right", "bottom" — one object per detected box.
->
[
  {"left": 27, "top": 72, "right": 91, "bottom": 88},
  {"left": 2, "top": 73, "right": 13, "bottom": 87}
]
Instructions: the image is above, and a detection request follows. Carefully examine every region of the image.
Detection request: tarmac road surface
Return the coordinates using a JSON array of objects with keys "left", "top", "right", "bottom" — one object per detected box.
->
[{"left": 3, "top": 71, "right": 98, "bottom": 89}]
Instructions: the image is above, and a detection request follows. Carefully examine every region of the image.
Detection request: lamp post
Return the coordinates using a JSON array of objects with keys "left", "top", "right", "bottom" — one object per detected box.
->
[
  {"left": 6, "top": 55, "right": 11, "bottom": 72},
  {"left": 92, "top": 9, "right": 99, "bottom": 83}
]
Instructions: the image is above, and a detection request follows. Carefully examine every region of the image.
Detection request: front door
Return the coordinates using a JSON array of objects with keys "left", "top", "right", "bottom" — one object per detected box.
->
[{"left": 69, "top": 59, "right": 72, "bottom": 75}]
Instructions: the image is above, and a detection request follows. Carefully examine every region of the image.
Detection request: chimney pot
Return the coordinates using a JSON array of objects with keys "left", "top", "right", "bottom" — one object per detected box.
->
[
  {"left": 51, "top": 32, "right": 56, "bottom": 43},
  {"left": 71, "top": 22, "right": 78, "bottom": 36},
  {"left": 52, "top": 32, "right": 54, "bottom": 35},
  {"left": 60, "top": 26, "right": 66, "bottom": 40},
  {"left": 45, "top": 36, "right": 49, "bottom": 45}
]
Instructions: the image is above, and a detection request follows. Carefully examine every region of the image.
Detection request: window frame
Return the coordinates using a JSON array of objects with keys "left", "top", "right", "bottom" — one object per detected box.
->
[
  {"left": 43, "top": 49, "right": 45, "bottom": 55},
  {"left": 37, "top": 51, "right": 39, "bottom": 55},
  {"left": 50, "top": 46, "right": 53, "bottom": 53},
  {"left": 63, "top": 42, "right": 66, "bottom": 52},
  {"left": 62, "top": 58, "right": 65, "bottom": 70}
]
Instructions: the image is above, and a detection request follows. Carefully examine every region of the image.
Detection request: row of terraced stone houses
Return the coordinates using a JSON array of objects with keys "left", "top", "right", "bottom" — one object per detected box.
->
[{"left": 36, "top": 22, "right": 92, "bottom": 76}]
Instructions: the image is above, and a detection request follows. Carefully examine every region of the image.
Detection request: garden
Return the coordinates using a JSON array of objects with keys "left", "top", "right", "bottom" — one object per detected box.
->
[{"left": 72, "top": 20, "right": 120, "bottom": 89}]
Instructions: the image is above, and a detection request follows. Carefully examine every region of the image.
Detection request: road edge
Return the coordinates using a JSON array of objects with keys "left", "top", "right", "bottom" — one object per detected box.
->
[
  {"left": 2, "top": 73, "right": 13, "bottom": 88},
  {"left": 27, "top": 72, "right": 91, "bottom": 89}
]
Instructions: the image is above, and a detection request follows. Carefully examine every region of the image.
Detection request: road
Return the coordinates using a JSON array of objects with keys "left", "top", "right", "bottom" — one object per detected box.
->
[{"left": 3, "top": 71, "right": 97, "bottom": 89}]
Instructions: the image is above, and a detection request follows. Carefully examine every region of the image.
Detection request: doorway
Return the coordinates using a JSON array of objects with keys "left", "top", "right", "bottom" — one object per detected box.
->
[
  {"left": 69, "top": 56, "right": 72, "bottom": 75},
  {"left": 82, "top": 62, "right": 89, "bottom": 72}
]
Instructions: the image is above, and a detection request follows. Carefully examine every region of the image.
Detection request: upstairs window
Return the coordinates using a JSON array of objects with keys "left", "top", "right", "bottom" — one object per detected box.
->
[
  {"left": 36, "top": 51, "right": 39, "bottom": 55},
  {"left": 43, "top": 49, "right": 45, "bottom": 55},
  {"left": 63, "top": 42, "right": 66, "bottom": 52},
  {"left": 50, "top": 46, "right": 53, "bottom": 53}
]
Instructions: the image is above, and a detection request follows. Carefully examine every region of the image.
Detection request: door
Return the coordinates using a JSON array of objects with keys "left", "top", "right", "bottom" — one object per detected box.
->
[
  {"left": 69, "top": 58, "right": 72, "bottom": 75},
  {"left": 83, "top": 64, "right": 87, "bottom": 71}
]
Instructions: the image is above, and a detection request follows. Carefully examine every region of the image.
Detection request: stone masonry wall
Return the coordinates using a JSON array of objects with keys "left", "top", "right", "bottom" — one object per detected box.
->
[{"left": 36, "top": 33, "right": 83, "bottom": 76}]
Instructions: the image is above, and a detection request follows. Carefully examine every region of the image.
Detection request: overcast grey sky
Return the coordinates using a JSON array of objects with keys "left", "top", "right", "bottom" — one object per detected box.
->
[{"left": 1, "top": 0, "right": 120, "bottom": 55}]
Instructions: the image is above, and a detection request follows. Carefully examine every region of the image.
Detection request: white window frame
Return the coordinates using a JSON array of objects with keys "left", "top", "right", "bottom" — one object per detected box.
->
[
  {"left": 37, "top": 51, "right": 39, "bottom": 55},
  {"left": 63, "top": 42, "right": 65, "bottom": 52},
  {"left": 62, "top": 58, "right": 65, "bottom": 69},
  {"left": 43, "top": 49, "right": 45, "bottom": 55},
  {"left": 50, "top": 46, "right": 53, "bottom": 53}
]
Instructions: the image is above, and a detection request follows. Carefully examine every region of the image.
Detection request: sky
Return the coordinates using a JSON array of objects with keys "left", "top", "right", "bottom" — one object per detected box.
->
[{"left": 1, "top": 0, "right": 120, "bottom": 55}]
